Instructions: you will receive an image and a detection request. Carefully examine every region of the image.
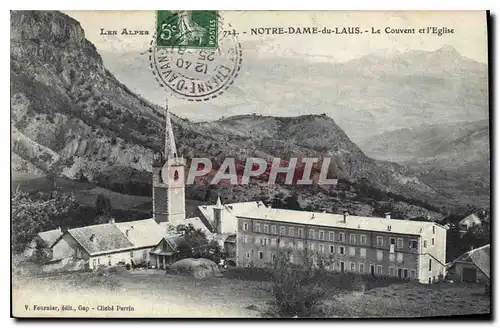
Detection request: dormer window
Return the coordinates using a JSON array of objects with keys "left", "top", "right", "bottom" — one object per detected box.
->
[{"left": 174, "top": 170, "right": 179, "bottom": 181}]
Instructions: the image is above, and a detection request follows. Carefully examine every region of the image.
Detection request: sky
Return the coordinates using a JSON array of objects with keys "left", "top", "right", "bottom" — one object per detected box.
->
[{"left": 65, "top": 10, "right": 488, "bottom": 63}]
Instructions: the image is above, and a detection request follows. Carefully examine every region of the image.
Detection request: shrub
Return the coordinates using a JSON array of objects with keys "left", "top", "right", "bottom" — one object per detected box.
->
[{"left": 266, "top": 250, "right": 328, "bottom": 318}]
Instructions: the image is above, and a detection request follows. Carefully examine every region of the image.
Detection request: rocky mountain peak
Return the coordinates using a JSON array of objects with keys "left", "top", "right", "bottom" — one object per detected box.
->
[{"left": 11, "top": 11, "right": 86, "bottom": 46}]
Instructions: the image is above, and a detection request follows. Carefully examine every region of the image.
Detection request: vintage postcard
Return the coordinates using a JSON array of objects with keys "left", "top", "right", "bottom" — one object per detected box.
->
[{"left": 11, "top": 10, "right": 490, "bottom": 318}]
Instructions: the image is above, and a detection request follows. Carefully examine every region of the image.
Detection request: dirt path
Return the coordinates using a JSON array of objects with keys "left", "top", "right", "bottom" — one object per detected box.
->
[{"left": 12, "top": 270, "right": 270, "bottom": 318}]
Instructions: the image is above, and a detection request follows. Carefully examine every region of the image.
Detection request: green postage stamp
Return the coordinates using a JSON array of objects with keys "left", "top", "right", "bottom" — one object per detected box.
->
[{"left": 156, "top": 10, "right": 219, "bottom": 49}]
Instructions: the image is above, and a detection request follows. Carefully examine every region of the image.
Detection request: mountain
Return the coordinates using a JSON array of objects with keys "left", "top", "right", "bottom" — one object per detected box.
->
[
  {"left": 359, "top": 120, "right": 490, "bottom": 207},
  {"left": 97, "top": 37, "right": 488, "bottom": 144},
  {"left": 11, "top": 10, "right": 482, "bottom": 223}
]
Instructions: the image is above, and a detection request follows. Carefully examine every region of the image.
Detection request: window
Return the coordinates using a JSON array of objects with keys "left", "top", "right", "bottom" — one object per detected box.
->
[
  {"left": 377, "top": 236, "right": 384, "bottom": 247},
  {"left": 97, "top": 258, "right": 100, "bottom": 265},
  {"left": 329, "top": 232, "right": 335, "bottom": 241},
  {"left": 397, "top": 238, "right": 403, "bottom": 249},
  {"left": 389, "top": 253, "right": 395, "bottom": 262},
  {"left": 349, "top": 247, "right": 356, "bottom": 256},
  {"left": 289, "top": 241, "right": 294, "bottom": 248},
  {"left": 243, "top": 222, "right": 249, "bottom": 231},
  {"left": 403, "top": 269, "right": 409, "bottom": 279},
  {"left": 340, "top": 261, "right": 345, "bottom": 272},
  {"left": 255, "top": 237, "right": 260, "bottom": 245},
  {"left": 377, "top": 250, "right": 383, "bottom": 261},
  {"left": 272, "top": 253, "right": 276, "bottom": 260},
  {"left": 360, "top": 234, "right": 366, "bottom": 245},
  {"left": 339, "top": 246, "right": 345, "bottom": 255},
  {"left": 298, "top": 228, "right": 304, "bottom": 238},
  {"left": 108, "top": 256, "right": 111, "bottom": 266},
  {"left": 309, "top": 243, "right": 315, "bottom": 250},
  {"left": 271, "top": 225, "right": 277, "bottom": 234},
  {"left": 376, "top": 265, "right": 383, "bottom": 275},
  {"left": 431, "top": 238, "right": 435, "bottom": 246},
  {"left": 319, "top": 244, "right": 325, "bottom": 253},
  {"left": 432, "top": 226, "right": 436, "bottom": 234},
  {"left": 424, "top": 240, "right": 427, "bottom": 248},
  {"left": 130, "top": 251, "right": 134, "bottom": 258},
  {"left": 271, "top": 238, "right": 276, "bottom": 246},
  {"left": 338, "top": 232, "right": 344, "bottom": 242},
  {"left": 297, "top": 241, "right": 304, "bottom": 249},
  {"left": 243, "top": 236, "right": 248, "bottom": 244},
  {"left": 350, "top": 234, "right": 356, "bottom": 244},
  {"left": 319, "top": 230, "right": 325, "bottom": 240},
  {"left": 350, "top": 262, "right": 356, "bottom": 272},
  {"left": 309, "top": 229, "right": 315, "bottom": 239},
  {"left": 360, "top": 248, "right": 366, "bottom": 258},
  {"left": 390, "top": 238, "right": 396, "bottom": 245},
  {"left": 410, "top": 269, "right": 417, "bottom": 279},
  {"left": 255, "top": 223, "right": 261, "bottom": 233},
  {"left": 410, "top": 240, "right": 418, "bottom": 249},
  {"left": 280, "top": 226, "right": 285, "bottom": 235},
  {"left": 429, "top": 259, "right": 432, "bottom": 271},
  {"left": 389, "top": 267, "right": 395, "bottom": 277},
  {"left": 396, "top": 252, "right": 403, "bottom": 263},
  {"left": 289, "top": 227, "right": 294, "bottom": 237},
  {"left": 329, "top": 245, "right": 335, "bottom": 254},
  {"left": 261, "top": 238, "right": 268, "bottom": 246},
  {"left": 245, "top": 252, "right": 250, "bottom": 259},
  {"left": 263, "top": 224, "right": 269, "bottom": 234},
  {"left": 359, "top": 263, "right": 365, "bottom": 273},
  {"left": 258, "top": 251, "right": 264, "bottom": 260}
]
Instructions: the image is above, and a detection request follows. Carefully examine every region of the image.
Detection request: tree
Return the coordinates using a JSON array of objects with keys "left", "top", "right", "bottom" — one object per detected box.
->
[
  {"left": 11, "top": 189, "right": 79, "bottom": 253},
  {"left": 95, "top": 194, "right": 112, "bottom": 223},
  {"left": 266, "top": 249, "right": 329, "bottom": 318},
  {"left": 175, "top": 224, "right": 222, "bottom": 262}
]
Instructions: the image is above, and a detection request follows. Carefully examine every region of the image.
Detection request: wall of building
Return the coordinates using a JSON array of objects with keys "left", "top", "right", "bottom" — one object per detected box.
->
[
  {"left": 417, "top": 224, "right": 447, "bottom": 283},
  {"left": 88, "top": 247, "right": 152, "bottom": 270},
  {"left": 51, "top": 237, "right": 74, "bottom": 261},
  {"left": 236, "top": 217, "right": 422, "bottom": 280},
  {"left": 447, "top": 262, "right": 489, "bottom": 283}
]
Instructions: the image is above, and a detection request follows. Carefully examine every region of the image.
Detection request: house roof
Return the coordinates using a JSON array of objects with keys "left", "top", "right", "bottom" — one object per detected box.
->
[
  {"left": 453, "top": 244, "right": 490, "bottom": 279},
  {"left": 115, "top": 218, "right": 166, "bottom": 248},
  {"left": 198, "top": 201, "right": 266, "bottom": 233},
  {"left": 38, "top": 228, "right": 63, "bottom": 247},
  {"left": 66, "top": 218, "right": 170, "bottom": 256},
  {"left": 234, "top": 207, "right": 442, "bottom": 236},
  {"left": 67, "top": 223, "right": 134, "bottom": 256},
  {"left": 460, "top": 213, "right": 481, "bottom": 226},
  {"left": 150, "top": 234, "right": 184, "bottom": 256}
]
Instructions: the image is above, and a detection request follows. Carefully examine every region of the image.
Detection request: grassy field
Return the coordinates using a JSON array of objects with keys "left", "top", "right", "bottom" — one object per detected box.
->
[{"left": 12, "top": 268, "right": 490, "bottom": 319}]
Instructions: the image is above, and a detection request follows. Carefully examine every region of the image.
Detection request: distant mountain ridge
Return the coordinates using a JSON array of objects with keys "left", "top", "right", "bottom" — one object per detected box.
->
[
  {"left": 97, "top": 36, "right": 488, "bottom": 144},
  {"left": 10, "top": 10, "right": 487, "bottom": 222}
]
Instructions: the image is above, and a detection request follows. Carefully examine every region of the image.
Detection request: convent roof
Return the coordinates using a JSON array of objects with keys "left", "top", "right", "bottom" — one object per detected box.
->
[{"left": 234, "top": 207, "right": 442, "bottom": 236}]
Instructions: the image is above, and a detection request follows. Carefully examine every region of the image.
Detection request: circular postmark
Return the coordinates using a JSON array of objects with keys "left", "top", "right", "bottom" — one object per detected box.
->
[{"left": 149, "top": 12, "right": 242, "bottom": 101}]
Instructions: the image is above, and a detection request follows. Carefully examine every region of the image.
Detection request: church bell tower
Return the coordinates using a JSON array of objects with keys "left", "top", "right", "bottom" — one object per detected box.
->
[{"left": 152, "top": 99, "right": 186, "bottom": 225}]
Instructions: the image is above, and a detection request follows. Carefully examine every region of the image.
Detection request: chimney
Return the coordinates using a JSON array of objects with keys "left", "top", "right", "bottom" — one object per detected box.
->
[
  {"left": 125, "top": 229, "right": 130, "bottom": 237},
  {"left": 90, "top": 234, "right": 96, "bottom": 243},
  {"left": 385, "top": 212, "right": 391, "bottom": 220},
  {"left": 213, "top": 196, "right": 223, "bottom": 234},
  {"left": 343, "top": 212, "right": 349, "bottom": 223},
  {"left": 109, "top": 218, "right": 115, "bottom": 224}
]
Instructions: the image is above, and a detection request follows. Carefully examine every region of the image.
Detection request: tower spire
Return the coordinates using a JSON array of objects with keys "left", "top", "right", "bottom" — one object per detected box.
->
[{"left": 164, "top": 98, "right": 177, "bottom": 159}]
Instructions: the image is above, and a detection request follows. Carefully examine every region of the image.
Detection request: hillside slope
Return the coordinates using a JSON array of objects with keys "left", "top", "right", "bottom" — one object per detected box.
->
[{"left": 11, "top": 10, "right": 480, "bottom": 221}]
